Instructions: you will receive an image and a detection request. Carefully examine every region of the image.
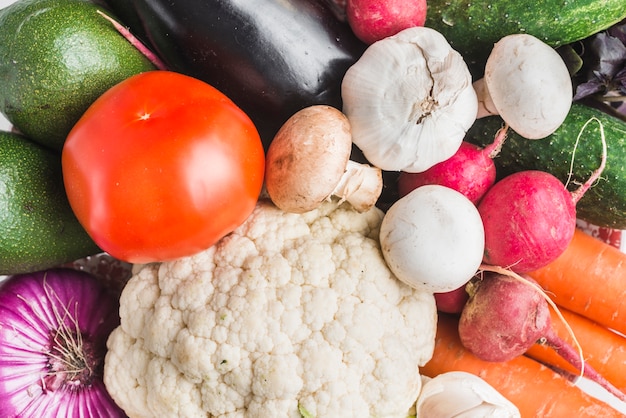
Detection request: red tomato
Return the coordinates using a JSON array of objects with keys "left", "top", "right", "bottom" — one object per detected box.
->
[{"left": 62, "top": 71, "right": 265, "bottom": 263}]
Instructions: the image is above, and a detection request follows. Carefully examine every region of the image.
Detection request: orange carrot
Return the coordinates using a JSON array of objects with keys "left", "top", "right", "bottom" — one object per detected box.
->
[
  {"left": 420, "top": 314, "right": 623, "bottom": 418},
  {"left": 526, "top": 307, "right": 626, "bottom": 393},
  {"left": 527, "top": 228, "right": 626, "bottom": 335}
]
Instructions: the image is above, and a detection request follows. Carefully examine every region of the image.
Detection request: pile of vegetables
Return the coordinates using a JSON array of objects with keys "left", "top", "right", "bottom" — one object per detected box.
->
[{"left": 0, "top": 0, "right": 626, "bottom": 416}]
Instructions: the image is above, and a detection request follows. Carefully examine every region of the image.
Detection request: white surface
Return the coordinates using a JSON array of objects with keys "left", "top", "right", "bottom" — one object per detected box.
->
[
  {"left": 579, "top": 378, "right": 626, "bottom": 414},
  {"left": 0, "top": 113, "right": 11, "bottom": 132},
  {"left": 0, "top": 0, "right": 16, "bottom": 9},
  {"left": 1, "top": 0, "right": 626, "bottom": 414}
]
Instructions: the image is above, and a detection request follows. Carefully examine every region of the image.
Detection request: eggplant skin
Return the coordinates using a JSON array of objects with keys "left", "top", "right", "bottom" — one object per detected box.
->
[{"left": 108, "top": 0, "right": 366, "bottom": 147}]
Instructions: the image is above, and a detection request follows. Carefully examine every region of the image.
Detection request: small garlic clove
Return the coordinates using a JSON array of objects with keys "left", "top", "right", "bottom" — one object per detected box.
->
[{"left": 415, "top": 371, "right": 520, "bottom": 418}]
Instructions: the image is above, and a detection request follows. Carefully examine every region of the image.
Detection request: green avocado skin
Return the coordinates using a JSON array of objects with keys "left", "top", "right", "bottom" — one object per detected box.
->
[
  {"left": 0, "top": 0, "right": 155, "bottom": 151},
  {"left": 0, "top": 131, "right": 100, "bottom": 274},
  {"left": 425, "top": 0, "right": 626, "bottom": 77},
  {"left": 466, "top": 103, "right": 626, "bottom": 229}
]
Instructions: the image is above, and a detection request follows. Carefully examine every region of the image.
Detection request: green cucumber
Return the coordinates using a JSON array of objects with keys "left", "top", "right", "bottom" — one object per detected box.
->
[
  {"left": 466, "top": 103, "right": 626, "bottom": 229},
  {"left": 425, "top": 0, "right": 626, "bottom": 77}
]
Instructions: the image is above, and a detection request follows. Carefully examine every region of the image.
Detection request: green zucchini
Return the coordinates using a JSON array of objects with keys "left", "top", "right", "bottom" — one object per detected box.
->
[
  {"left": 466, "top": 103, "right": 626, "bottom": 229},
  {"left": 425, "top": 0, "right": 626, "bottom": 77}
]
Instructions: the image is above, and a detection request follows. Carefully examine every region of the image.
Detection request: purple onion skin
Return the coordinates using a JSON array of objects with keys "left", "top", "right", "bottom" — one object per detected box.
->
[{"left": 0, "top": 268, "right": 125, "bottom": 417}]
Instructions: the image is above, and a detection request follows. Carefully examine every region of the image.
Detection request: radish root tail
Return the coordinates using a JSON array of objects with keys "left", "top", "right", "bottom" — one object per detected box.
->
[
  {"left": 96, "top": 10, "right": 168, "bottom": 71},
  {"left": 482, "top": 124, "right": 509, "bottom": 158},
  {"left": 541, "top": 328, "right": 626, "bottom": 402},
  {"left": 567, "top": 117, "right": 607, "bottom": 204}
]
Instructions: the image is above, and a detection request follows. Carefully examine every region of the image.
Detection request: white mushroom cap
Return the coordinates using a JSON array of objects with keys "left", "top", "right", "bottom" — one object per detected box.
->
[
  {"left": 341, "top": 26, "right": 478, "bottom": 173},
  {"left": 476, "top": 34, "right": 573, "bottom": 139},
  {"left": 379, "top": 185, "right": 485, "bottom": 293},
  {"left": 265, "top": 105, "right": 383, "bottom": 213}
]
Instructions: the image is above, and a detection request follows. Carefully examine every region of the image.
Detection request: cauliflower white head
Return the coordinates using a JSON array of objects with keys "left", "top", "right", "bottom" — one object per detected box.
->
[{"left": 104, "top": 200, "right": 437, "bottom": 418}]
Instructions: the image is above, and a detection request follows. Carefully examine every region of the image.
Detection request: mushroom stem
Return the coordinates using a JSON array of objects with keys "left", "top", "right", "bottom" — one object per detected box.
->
[
  {"left": 473, "top": 78, "right": 498, "bottom": 119},
  {"left": 330, "top": 160, "right": 383, "bottom": 212}
]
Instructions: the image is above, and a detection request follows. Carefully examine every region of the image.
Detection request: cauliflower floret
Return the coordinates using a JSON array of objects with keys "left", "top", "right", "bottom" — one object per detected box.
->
[{"left": 104, "top": 200, "right": 437, "bottom": 418}]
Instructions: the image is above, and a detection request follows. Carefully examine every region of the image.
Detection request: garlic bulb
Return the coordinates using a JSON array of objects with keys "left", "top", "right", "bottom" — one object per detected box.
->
[
  {"left": 341, "top": 26, "right": 478, "bottom": 173},
  {"left": 415, "top": 372, "right": 520, "bottom": 417}
]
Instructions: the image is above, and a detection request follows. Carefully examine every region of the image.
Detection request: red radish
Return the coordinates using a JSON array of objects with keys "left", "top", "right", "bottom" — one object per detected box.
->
[
  {"left": 398, "top": 127, "right": 507, "bottom": 204},
  {"left": 478, "top": 126, "right": 607, "bottom": 273},
  {"left": 479, "top": 170, "right": 576, "bottom": 272},
  {"left": 459, "top": 273, "right": 550, "bottom": 363},
  {"left": 345, "top": 0, "right": 427, "bottom": 45},
  {"left": 434, "top": 284, "right": 470, "bottom": 314},
  {"left": 458, "top": 271, "right": 626, "bottom": 402}
]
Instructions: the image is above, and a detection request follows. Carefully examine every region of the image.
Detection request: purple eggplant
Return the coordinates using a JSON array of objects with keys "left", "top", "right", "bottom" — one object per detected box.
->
[{"left": 105, "top": 0, "right": 366, "bottom": 146}]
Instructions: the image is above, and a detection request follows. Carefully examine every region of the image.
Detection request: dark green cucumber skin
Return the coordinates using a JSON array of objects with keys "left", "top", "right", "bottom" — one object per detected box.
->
[
  {"left": 466, "top": 103, "right": 626, "bottom": 229},
  {"left": 425, "top": 0, "right": 626, "bottom": 77}
]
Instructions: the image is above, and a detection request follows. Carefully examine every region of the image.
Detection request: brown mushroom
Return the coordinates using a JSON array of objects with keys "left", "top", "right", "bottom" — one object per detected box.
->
[{"left": 265, "top": 105, "right": 383, "bottom": 213}]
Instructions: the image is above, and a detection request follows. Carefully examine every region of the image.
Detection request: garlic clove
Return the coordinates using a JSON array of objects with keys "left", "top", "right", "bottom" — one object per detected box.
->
[{"left": 415, "top": 371, "right": 520, "bottom": 418}]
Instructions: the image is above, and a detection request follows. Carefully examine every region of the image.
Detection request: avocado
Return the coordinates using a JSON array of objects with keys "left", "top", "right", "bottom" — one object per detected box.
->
[
  {"left": 0, "top": 0, "right": 155, "bottom": 151},
  {"left": 0, "top": 131, "right": 100, "bottom": 274}
]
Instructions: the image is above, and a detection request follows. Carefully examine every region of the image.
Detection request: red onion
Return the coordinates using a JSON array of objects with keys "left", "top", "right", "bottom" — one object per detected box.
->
[{"left": 0, "top": 268, "right": 125, "bottom": 417}]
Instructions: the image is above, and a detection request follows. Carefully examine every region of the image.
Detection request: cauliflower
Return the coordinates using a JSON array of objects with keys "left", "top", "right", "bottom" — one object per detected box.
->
[{"left": 104, "top": 200, "right": 437, "bottom": 418}]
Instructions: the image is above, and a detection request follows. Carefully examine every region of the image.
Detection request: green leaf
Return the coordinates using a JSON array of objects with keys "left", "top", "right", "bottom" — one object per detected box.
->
[{"left": 298, "top": 403, "right": 315, "bottom": 418}]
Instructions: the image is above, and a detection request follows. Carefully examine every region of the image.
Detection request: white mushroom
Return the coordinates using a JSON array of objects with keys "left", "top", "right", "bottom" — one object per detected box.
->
[
  {"left": 474, "top": 33, "right": 573, "bottom": 139},
  {"left": 416, "top": 372, "right": 521, "bottom": 417},
  {"left": 379, "top": 184, "right": 484, "bottom": 293},
  {"left": 341, "top": 26, "right": 478, "bottom": 173},
  {"left": 265, "top": 105, "right": 383, "bottom": 213}
]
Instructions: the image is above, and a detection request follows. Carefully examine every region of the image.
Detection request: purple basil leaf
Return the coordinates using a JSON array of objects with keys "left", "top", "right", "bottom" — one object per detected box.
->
[
  {"left": 607, "top": 19, "right": 626, "bottom": 45},
  {"left": 573, "top": 79, "right": 605, "bottom": 100},
  {"left": 616, "top": 67, "right": 626, "bottom": 94},
  {"left": 591, "top": 33, "right": 626, "bottom": 77}
]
